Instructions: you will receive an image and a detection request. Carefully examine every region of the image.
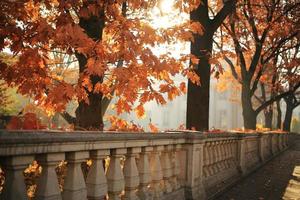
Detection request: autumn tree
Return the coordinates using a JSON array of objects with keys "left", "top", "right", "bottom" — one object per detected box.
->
[
  {"left": 187, "top": 0, "right": 236, "bottom": 131},
  {"left": 0, "top": 53, "right": 20, "bottom": 116},
  {"left": 0, "top": 0, "right": 202, "bottom": 130},
  {"left": 0, "top": 81, "right": 12, "bottom": 115},
  {"left": 283, "top": 91, "right": 300, "bottom": 131},
  {"left": 279, "top": 42, "right": 300, "bottom": 131},
  {"left": 220, "top": 0, "right": 300, "bottom": 129}
]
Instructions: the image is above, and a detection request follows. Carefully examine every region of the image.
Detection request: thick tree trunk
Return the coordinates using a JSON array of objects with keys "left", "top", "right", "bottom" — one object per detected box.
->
[
  {"left": 74, "top": 6, "right": 105, "bottom": 130},
  {"left": 187, "top": 2, "right": 213, "bottom": 131},
  {"left": 241, "top": 83, "right": 257, "bottom": 129},
  {"left": 283, "top": 105, "right": 293, "bottom": 132},
  {"left": 264, "top": 106, "right": 273, "bottom": 129},
  {"left": 276, "top": 100, "right": 282, "bottom": 129}
]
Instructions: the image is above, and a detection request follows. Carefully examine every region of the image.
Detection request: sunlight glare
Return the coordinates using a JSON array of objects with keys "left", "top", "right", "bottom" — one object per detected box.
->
[
  {"left": 150, "top": 0, "right": 188, "bottom": 29},
  {"left": 158, "top": 0, "right": 173, "bottom": 14}
]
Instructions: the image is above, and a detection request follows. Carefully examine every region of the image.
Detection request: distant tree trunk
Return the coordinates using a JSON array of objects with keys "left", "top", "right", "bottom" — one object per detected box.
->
[
  {"left": 187, "top": 0, "right": 236, "bottom": 131},
  {"left": 283, "top": 102, "right": 293, "bottom": 132},
  {"left": 241, "top": 82, "right": 257, "bottom": 129},
  {"left": 74, "top": 6, "right": 105, "bottom": 130},
  {"left": 276, "top": 100, "right": 282, "bottom": 129},
  {"left": 264, "top": 107, "right": 273, "bottom": 129}
]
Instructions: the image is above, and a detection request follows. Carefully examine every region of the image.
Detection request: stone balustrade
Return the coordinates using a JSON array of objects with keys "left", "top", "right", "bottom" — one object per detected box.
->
[{"left": 0, "top": 130, "right": 292, "bottom": 200}]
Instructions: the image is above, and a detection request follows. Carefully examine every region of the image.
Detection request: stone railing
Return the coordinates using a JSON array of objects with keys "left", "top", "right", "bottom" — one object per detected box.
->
[{"left": 0, "top": 131, "right": 291, "bottom": 200}]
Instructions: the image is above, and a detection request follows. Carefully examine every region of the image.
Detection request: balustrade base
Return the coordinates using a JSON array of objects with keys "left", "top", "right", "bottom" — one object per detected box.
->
[
  {"left": 184, "top": 184, "right": 206, "bottom": 200},
  {"left": 160, "top": 188, "right": 185, "bottom": 200}
]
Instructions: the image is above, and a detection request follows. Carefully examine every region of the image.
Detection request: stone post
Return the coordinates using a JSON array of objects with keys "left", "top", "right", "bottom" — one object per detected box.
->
[
  {"left": 62, "top": 151, "right": 89, "bottom": 200},
  {"left": 107, "top": 148, "right": 126, "bottom": 200},
  {"left": 184, "top": 141, "right": 206, "bottom": 200},
  {"left": 123, "top": 147, "right": 141, "bottom": 200},
  {"left": 0, "top": 155, "right": 33, "bottom": 200},
  {"left": 36, "top": 153, "right": 65, "bottom": 200},
  {"left": 86, "top": 150, "right": 109, "bottom": 200},
  {"left": 237, "top": 136, "right": 247, "bottom": 175},
  {"left": 137, "top": 146, "right": 153, "bottom": 200}
]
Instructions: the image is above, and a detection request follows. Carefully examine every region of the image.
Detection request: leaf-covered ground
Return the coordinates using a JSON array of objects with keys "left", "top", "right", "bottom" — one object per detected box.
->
[{"left": 215, "top": 143, "right": 300, "bottom": 200}]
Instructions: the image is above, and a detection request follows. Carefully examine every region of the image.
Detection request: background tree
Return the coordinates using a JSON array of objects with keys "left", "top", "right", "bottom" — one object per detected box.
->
[
  {"left": 220, "top": 0, "right": 300, "bottom": 129},
  {"left": 283, "top": 91, "right": 300, "bottom": 131},
  {"left": 279, "top": 42, "right": 300, "bottom": 131},
  {"left": 0, "top": 0, "right": 201, "bottom": 130},
  {"left": 187, "top": 0, "right": 236, "bottom": 131}
]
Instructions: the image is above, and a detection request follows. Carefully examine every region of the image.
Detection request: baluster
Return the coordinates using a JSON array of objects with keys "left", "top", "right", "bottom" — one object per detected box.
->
[
  {"left": 107, "top": 148, "right": 126, "bottom": 200},
  {"left": 36, "top": 153, "right": 65, "bottom": 200},
  {"left": 86, "top": 150, "right": 109, "bottom": 200},
  {"left": 215, "top": 141, "right": 221, "bottom": 172},
  {"left": 150, "top": 146, "right": 163, "bottom": 199},
  {"left": 217, "top": 141, "right": 223, "bottom": 171},
  {"left": 123, "top": 147, "right": 141, "bottom": 200},
  {"left": 223, "top": 141, "right": 229, "bottom": 169},
  {"left": 230, "top": 141, "right": 236, "bottom": 167},
  {"left": 280, "top": 135, "right": 284, "bottom": 150},
  {"left": 226, "top": 141, "right": 231, "bottom": 168},
  {"left": 0, "top": 155, "right": 33, "bottom": 200},
  {"left": 160, "top": 145, "right": 173, "bottom": 193},
  {"left": 213, "top": 142, "right": 219, "bottom": 174},
  {"left": 278, "top": 135, "right": 282, "bottom": 150},
  {"left": 227, "top": 141, "right": 232, "bottom": 168},
  {"left": 62, "top": 151, "right": 88, "bottom": 200},
  {"left": 203, "top": 143, "right": 208, "bottom": 178},
  {"left": 220, "top": 141, "right": 226, "bottom": 169},
  {"left": 283, "top": 134, "right": 288, "bottom": 148},
  {"left": 207, "top": 142, "right": 214, "bottom": 176},
  {"left": 230, "top": 140, "right": 235, "bottom": 167},
  {"left": 137, "top": 147, "right": 153, "bottom": 200},
  {"left": 171, "top": 144, "right": 181, "bottom": 190}
]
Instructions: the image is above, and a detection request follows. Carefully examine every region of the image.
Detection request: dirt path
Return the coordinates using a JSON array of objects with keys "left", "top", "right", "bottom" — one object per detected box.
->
[{"left": 214, "top": 144, "right": 300, "bottom": 200}]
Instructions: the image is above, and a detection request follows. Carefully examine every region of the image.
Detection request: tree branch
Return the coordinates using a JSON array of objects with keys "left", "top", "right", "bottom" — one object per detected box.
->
[
  {"left": 211, "top": 0, "right": 237, "bottom": 32},
  {"left": 60, "top": 111, "right": 76, "bottom": 125},
  {"left": 255, "top": 82, "right": 300, "bottom": 115}
]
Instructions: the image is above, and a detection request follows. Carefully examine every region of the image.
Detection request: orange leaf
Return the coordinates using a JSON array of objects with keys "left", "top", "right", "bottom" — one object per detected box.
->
[
  {"left": 149, "top": 123, "right": 159, "bottom": 133},
  {"left": 135, "top": 104, "right": 145, "bottom": 118}
]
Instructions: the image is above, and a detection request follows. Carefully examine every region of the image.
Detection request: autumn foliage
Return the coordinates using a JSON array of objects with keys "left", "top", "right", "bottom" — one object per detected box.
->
[
  {"left": 0, "top": 0, "right": 202, "bottom": 130},
  {"left": 212, "top": 0, "right": 300, "bottom": 129}
]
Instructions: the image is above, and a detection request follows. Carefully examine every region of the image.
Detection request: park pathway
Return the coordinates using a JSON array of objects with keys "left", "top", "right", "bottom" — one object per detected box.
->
[{"left": 215, "top": 142, "right": 300, "bottom": 200}]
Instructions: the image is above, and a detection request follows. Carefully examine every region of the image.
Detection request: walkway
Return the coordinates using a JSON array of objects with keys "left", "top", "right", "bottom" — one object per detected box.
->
[{"left": 215, "top": 142, "right": 300, "bottom": 200}]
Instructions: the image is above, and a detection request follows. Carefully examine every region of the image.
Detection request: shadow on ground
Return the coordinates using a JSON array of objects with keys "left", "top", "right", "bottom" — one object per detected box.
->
[{"left": 214, "top": 143, "right": 300, "bottom": 200}]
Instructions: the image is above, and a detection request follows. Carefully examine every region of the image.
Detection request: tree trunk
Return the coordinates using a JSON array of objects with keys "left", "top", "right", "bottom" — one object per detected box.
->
[
  {"left": 187, "top": 2, "right": 213, "bottom": 131},
  {"left": 74, "top": 6, "right": 105, "bottom": 130},
  {"left": 276, "top": 100, "right": 282, "bottom": 129},
  {"left": 264, "top": 106, "right": 273, "bottom": 129},
  {"left": 241, "top": 83, "right": 257, "bottom": 129},
  {"left": 283, "top": 99, "right": 294, "bottom": 132}
]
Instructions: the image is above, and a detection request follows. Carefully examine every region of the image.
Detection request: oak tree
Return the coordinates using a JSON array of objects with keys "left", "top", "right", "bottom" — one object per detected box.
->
[
  {"left": 187, "top": 0, "right": 236, "bottom": 131},
  {"left": 220, "top": 0, "right": 300, "bottom": 129},
  {"left": 0, "top": 0, "right": 201, "bottom": 130}
]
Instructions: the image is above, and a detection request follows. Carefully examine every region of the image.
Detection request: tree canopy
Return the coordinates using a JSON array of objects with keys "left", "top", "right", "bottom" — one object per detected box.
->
[{"left": 0, "top": 0, "right": 202, "bottom": 130}]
